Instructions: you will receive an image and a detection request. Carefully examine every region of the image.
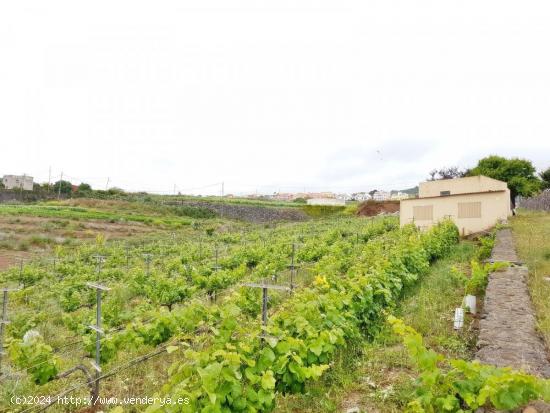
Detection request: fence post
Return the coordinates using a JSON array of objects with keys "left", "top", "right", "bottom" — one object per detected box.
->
[
  {"left": 143, "top": 254, "right": 153, "bottom": 276},
  {"left": 92, "top": 255, "right": 105, "bottom": 282},
  {"left": 261, "top": 286, "right": 268, "bottom": 327},
  {"left": 0, "top": 287, "right": 20, "bottom": 376},
  {"left": 125, "top": 244, "right": 130, "bottom": 272},
  {"left": 242, "top": 280, "right": 289, "bottom": 344},
  {"left": 86, "top": 282, "right": 110, "bottom": 405},
  {"left": 288, "top": 243, "right": 298, "bottom": 292}
]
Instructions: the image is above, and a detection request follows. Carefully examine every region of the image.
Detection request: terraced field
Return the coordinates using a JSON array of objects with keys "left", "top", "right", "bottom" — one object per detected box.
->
[{"left": 2, "top": 200, "right": 549, "bottom": 413}]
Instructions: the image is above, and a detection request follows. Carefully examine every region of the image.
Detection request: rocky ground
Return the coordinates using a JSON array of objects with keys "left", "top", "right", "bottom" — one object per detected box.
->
[{"left": 177, "top": 201, "right": 309, "bottom": 223}]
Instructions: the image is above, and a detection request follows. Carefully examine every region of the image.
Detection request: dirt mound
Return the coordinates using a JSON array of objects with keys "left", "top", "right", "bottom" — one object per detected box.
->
[{"left": 357, "top": 200, "right": 400, "bottom": 217}]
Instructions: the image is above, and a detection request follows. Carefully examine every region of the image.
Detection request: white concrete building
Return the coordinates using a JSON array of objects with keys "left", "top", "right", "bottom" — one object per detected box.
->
[
  {"left": 372, "top": 190, "right": 390, "bottom": 201},
  {"left": 335, "top": 193, "right": 352, "bottom": 201},
  {"left": 390, "top": 191, "right": 410, "bottom": 200},
  {"left": 306, "top": 198, "right": 346, "bottom": 206},
  {"left": 2, "top": 175, "right": 34, "bottom": 191},
  {"left": 351, "top": 192, "right": 371, "bottom": 201},
  {"left": 400, "top": 175, "right": 512, "bottom": 235}
]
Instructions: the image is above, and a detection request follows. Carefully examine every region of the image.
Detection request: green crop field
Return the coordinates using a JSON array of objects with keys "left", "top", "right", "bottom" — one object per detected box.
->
[{"left": 1, "top": 200, "right": 549, "bottom": 413}]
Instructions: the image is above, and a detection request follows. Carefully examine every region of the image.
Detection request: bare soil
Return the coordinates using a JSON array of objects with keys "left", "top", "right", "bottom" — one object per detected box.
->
[
  {"left": 0, "top": 215, "right": 159, "bottom": 270},
  {"left": 357, "top": 200, "right": 400, "bottom": 217}
]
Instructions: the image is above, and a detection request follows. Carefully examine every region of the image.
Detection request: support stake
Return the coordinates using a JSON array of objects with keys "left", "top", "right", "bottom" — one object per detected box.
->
[
  {"left": 86, "top": 282, "right": 110, "bottom": 405},
  {"left": 0, "top": 287, "right": 20, "bottom": 376},
  {"left": 143, "top": 254, "right": 153, "bottom": 275},
  {"left": 242, "top": 281, "right": 289, "bottom": 344}
]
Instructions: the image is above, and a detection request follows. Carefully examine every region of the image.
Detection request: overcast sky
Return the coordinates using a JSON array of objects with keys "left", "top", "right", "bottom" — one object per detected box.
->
[{"left": 1, "top": 1, "right": 549, "bottom": 195}]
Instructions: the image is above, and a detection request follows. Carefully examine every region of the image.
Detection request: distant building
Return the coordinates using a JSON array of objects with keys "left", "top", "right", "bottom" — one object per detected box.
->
[
  {"left": 390, "top": 192, "right": 410, "bottom": 200},
  {"left": 298, "top": 192, "right": 336, "bottom": 200},
  {"left": 271, "top": 193, "right": 295, "bottom": 201},
  {"left": 400, "top": 175, "right": 512, "bottom": 235},
  {"left": 351, "top": 192, "right": 371, "bottom": 201},
  {"left": 306, "top": 198, "right": 346, "bottom": 206},
  {"left": 372, "top": 190, "right": 390, "bottom": 201},
  {"left": 2, "top": 175, "right": 34, "bottom": 191},
  {"left": 335, "top": 193, "right": 352, "bottom": 201},
  {"left": 270, "top": 191, "right": 339, "bottom": 201}
]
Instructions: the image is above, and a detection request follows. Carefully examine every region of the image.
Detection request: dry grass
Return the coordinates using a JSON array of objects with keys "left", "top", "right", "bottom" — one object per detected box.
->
[{"left": 511, "top": 210, "right": 550, "bottom": 344}]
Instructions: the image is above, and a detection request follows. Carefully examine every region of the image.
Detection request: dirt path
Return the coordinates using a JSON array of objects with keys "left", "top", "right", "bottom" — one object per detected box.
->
[{"left": 476, "top": 229, "right": 550, "bottom": 378}]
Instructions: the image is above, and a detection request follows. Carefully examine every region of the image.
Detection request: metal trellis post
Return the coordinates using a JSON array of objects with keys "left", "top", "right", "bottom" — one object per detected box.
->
[
  {"left": 242, "top": 280, "right": 290, "bottom": 344},
  {"left": 288, "top": 243, "right": 298, "bottom": 292},
  {"left": 143, "top": 254, "right": 153, "bottom": 275},
  {"left": 125, "top": 244, "right": 130, "bottom": 272},
  {"left": 0, "top": 287, "right": 20, "bottom": 376},
  {"left": 92, "top": 255, "right": 105, "bottom": 283},
  {"left": 86, "top": 282, "right": 110, "bottom": 405}
]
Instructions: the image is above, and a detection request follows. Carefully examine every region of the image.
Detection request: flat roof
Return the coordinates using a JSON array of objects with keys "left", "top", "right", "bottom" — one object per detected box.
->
[
  {"left": 400, "top": 190, "right": 507, "bottom": 202},
  {"left": 419, "top": 175, "right": 507, "bottom": 185}
]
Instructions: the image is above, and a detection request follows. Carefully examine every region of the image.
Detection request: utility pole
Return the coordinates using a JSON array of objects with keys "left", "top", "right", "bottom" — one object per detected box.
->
[
  {"left": 86, "top": 282, "right": 109, "bottom": 405},
  {"left": 48, "top": 167, "right": 52, "bottom": 192},
  {"left": 57, "top": 171, "right": 63, "bottom": 200},
  {"left": 105, "top": 177, "right": 110, "bottom": 191},
  {"left": 19, "top": 174, "right": 25, "bottom": 199},
  {"left": 220, "top": 182, "right": 225, "bottom": 218},
  {"left": 0, "top": 287, "right": 20, "bottom": 376}
]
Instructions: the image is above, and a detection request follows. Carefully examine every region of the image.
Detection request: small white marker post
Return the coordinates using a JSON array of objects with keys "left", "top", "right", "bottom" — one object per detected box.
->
[
  {"left": 464, "top": 295, "right": 477, "bottom": 315},
  {"left": 453, "top": 307, "right": 464, "bottom": 330}
]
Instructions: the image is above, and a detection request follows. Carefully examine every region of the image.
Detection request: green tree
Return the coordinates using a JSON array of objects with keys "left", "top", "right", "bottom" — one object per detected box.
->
[
  {"left": 78, "top": 182, "right": 92, "bottom": 192},
  {"left": 540, "top": 167, "right": 550, "bottom": 190},
  {"left": 428, "top": 166, "right": 466, "bottom": 180},
  {"left": 468, "top": 155, "right": 541, "bottom": 208},
  {"left": 107, "top": 187, "right": 125, "bottom": 196},
  {"left": 52, "top": 180, "right": 73, "bottom": 195}
]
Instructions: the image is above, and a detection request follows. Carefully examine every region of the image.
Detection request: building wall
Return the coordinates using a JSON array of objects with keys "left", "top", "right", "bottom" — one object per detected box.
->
[
  {"left": 2, "top": 175, "right": 34, "bottom": 191},
  {"left": 372, "top": 191, "right": 390, "bottom": 201},
  {"left": 306, "top": 198, "right": 346, "bottom": 206},
  {"left": 390, "top": 192, "right": 410, "bottom": 200},
  {"left": 419, "top": 176, "right": 507, "bottom": 198},
  {"left": 400, "top": 190, "right": 511, "bottom": 235}
]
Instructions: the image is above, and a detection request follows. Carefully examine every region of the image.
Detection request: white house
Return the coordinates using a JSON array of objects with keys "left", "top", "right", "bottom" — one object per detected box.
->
[
  {"left": 390, "top": 192, "right": 410, "bottom": 200},
  {"left": 306, "top": 198, "right": 346, "bottom": 206},
  {"left": 351, "top": 192, "right": 371, "bottom": 201},
  {"left": 2, "top": 175, "right": 34, "bottom": 191},
  {"left": 400, "top": 175, "right": 512, "bottom": 235},
  {"left": 372, "top": 190, "right": 390, "bottom": 201}
]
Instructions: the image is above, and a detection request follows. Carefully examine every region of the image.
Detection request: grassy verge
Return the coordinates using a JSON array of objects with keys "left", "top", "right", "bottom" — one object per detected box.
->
[
  {"left": 511, "top": 210, "right": 550, "bottom": 344},
  {"left": 0, "top": 203, "right": 195, "bottom": 228},
  {"left": 275, "top": 241, "right": 477, "bottom": 412}
]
